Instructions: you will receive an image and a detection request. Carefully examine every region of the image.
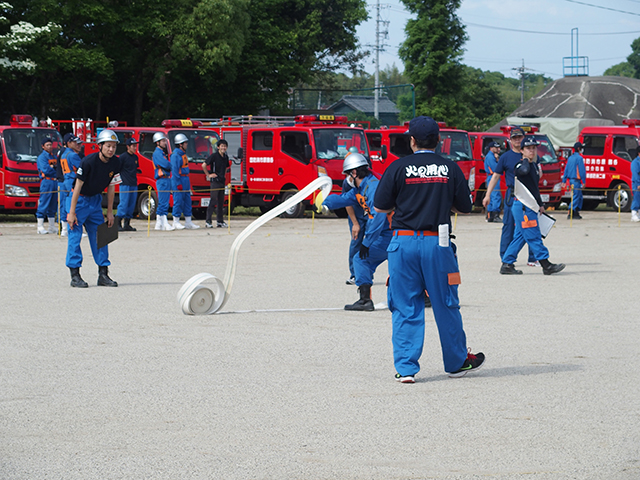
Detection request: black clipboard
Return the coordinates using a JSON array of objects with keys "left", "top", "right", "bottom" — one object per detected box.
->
[{"left": 97, "top": 221, "right": 118, "bottom": 249}]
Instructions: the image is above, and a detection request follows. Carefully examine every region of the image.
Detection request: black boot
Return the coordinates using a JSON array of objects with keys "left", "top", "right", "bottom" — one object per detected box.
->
[
  {"left": 424, "top": 293, "right": 432, "bottom": 308},
  {"left": 69, "top": 267, "right": 88, "bottom": 288},
  {"left": 116, "top": 216, "right": 124, "bottom": 231},
  {"left": 539, "top": 259, "right": 566, "bottom": 275},
  {"left": 97, "top": 266, "right": 118, "bottom": 287},
  {"left": 500, "top": 263, "right": 523, "bottom": 275},
  {"left": 573, "top": 210, "right": 582, "bottom": 219},
  {"left": 345, "top": 284, "right": 374, "bottom": 311},
  {"left": 123, "top": 218, "right": 136, "bottom": 231}
]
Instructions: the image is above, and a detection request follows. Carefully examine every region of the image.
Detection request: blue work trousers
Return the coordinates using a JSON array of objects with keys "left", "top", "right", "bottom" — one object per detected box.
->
[
  {"left": 172, "top": 175, "right": 192, "bottom": 218},
  {"left": 347, "top": 218, "right": 366, "bottom": 278},
  {"left": 116, "top": 185, "right": 137, "bottom": 219},
  {"left": 353, "top": 231, "right": 391, "bottom": 286},
  {"left": 387, "top": 234, "right": 468, "bottom": 376},
  {"left": 487, "top": 178, "right": 502, "bottom": 213},
  {"left": 36, "top": 178, "right": 58, "bottom": 218},
  {"left": 632, "top": 185, "right": 640, "bottom": 211},
  {"left": 59, "top": 178, "right": 74, "bottom": 221},
  {"left": 502, "top": 200, "right": 550, "bottom": 264},
  {"left": 65, "top": 194, "right": 110, "bottom": 269},
  {"left": 156, "top": 177, "right": 171, "bottom": 216},
  {"left": 568, "top": 179, "right": 583, "bottom": 211},
  {"left": 500, "top": 188, "right": 535, "bottom": 263}
]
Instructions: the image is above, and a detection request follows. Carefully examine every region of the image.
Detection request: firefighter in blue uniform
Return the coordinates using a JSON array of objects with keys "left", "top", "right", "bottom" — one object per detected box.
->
[
  {"left": 65, "top": 129, "right": 121, "bottom": 288},
  {"left": 631, "top": 147, "right": 640, "bottom": 222},
  {"left": 562, "top": 141, "right": 586, "bottom": 220},
  {"left": 320, "top": 153, "right": 392, "bottom": 311},
  {"left": 35, "top": 137, "right": 58, "bottom": 234},
  {"left": 170, "top": 133, "right": 199, "bottom": 229},
  {"left": 483, "top": 127, "right": 537, "bottom": 269},
  {"left": 374, "top": 116, "right": 484, "bottom": 383},
  {"left": 115, "top": 137, "right": 139, "bottom": 231},
  {"left": 152, "top": 132, "right": 175, "bottom": 231},
  {"left": 59, "top": 133, "right": 84, "bottom": 237},
  {"left": 501, "top": 136, "right": 565, "bottom": 275},
  {"left": 484, "top": 141, "right": 502, "bottom": 222}
]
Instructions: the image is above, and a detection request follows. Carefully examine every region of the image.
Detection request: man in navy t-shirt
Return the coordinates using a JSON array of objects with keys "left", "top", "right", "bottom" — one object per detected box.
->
[{"left": 374, "top": 116, "right": 484, "bottom": 384}]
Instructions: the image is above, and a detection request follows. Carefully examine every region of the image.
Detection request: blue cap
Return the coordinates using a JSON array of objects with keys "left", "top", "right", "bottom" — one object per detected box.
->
[
  {"left": 573, "top": 142, "right": 583, "bottom": 150},
  {"left": 405, "top": 116, "right": 439, "bottom": 141},
  {"left": 125, "top": 137, "right": 138, "bottom": 146},
  {"left": 488, "top": 141, "right": 501, "bottom": 148},
  {"left": 510, "top": 127, "right": 525, "bottom": 138},
  {"left": 63, "top": 133, "right": 81, "bottom": 144},
  {"left": 521, "top": 136, "right": 539, "bottom": 148},
  {"left": 41, "top": 136, "right": 53, "bottom": 145}
]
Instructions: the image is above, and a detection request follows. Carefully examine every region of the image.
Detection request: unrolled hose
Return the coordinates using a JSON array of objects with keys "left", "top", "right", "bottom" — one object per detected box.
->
[{"left": 177, "top": 175, "right": 333, "bottom": 315}]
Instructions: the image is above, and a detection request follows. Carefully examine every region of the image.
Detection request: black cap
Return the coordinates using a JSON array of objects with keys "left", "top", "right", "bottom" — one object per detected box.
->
[
  {"left": 41, "top": 136, "right": 53, "bottom": 145},
  {"left": 521, "top": 136, "right": 539, "bottom": 148},
  {"left": 125, "top": 137, "right": 139, "bottom": 146},
  {"left": 510, "top": 127, "right": 525, "bottom": 138},
  {"left": 405, "top": 116, "right": 439, "bottom": 141},
  {"left": 573, "top": 142, "right": 583, "bottom": 150},
  {"left": 488, "top": 141, "right": 501, "bottom": 148}
]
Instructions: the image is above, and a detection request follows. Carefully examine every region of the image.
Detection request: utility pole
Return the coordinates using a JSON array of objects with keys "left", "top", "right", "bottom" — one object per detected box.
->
[
  {"left": 373, "top": 0, "right": 389, "bottom": 120},
  {"left": 512, "top": 59, "right": 528, "bottom": 105}
]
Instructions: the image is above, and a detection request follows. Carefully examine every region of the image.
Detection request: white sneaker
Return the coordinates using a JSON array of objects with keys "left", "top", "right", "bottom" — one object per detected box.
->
[
  {"left": 632, "top": 211, "right": 640, "bottom": 222},
  {"left": 37, "top": 218, "right": 49, "bottom": 234},
  {"left": 161, "top": 215, "right": 175, "bottom": 231},
  {"left": 48, "top": 217, "right": 57, "bottom": 234},
  {"left": 173, "top": 218, "right": 185, "bottom": 230},
  {"left": 527, "top": 261, "right": 541, "bottom": 267},
  {"left": 184, "top": 216, "right": 200, "bottom": 229},
  {"left": 155, "top": 218, "right": 163, "bottom": 230}
]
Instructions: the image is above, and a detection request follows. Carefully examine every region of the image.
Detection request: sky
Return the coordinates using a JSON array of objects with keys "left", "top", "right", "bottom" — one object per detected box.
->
[{"left": 355, "top": 0, "right": 640, "bottom": 80}]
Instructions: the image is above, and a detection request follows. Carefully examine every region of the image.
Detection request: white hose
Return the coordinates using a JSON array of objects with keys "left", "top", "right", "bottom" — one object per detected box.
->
[{"left": 177, "top": 175, "right": 333, "bottom": 315}]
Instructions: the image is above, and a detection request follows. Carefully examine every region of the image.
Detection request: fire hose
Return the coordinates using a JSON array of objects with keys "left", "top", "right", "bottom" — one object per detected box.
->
[{"left": 177, "top": 175, "right": 333, "bottom": 315}]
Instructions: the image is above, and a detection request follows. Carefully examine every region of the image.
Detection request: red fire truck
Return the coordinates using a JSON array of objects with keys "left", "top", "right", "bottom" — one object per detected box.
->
[
  {"left": 80, "top": 119, "right": 220, "bottom": 217},
  {"left": 469, "top": 125, "right": 564, "bottom": 208},
  {"left": 0, "top": 114, "right": 63, "bottom": 214},
  {"left": 575, "top": 119, "right": 640, "bottom": 211},
  {"left": 198, "top": 115, "right": 370, "bottom": 217},
  {"left": 365, "top": 122, "right": 477, "bottom": 200}
]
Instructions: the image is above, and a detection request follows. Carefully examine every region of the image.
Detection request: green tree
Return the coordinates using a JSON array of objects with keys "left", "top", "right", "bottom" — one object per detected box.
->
[{"left": 604, "top": 62, "right": 635, "bottom": 78}]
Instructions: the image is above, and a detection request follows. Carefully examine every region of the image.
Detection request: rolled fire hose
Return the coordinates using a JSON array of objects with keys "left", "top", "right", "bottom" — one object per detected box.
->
[{"left": 177, "top": 175, "right": 333, "bottom": 315}]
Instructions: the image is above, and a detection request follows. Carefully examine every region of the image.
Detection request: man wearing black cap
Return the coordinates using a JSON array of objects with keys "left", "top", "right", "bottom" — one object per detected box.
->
[
  {"left": 483, "top": 127, "right": 536, "bottom": 269},
  {"left": 562, "top": 142, "right": 586, "bottom": 220},
  {"left": 59, "top": 133, "right": 83, "bottom": 237},
  {"left": 374, "top": 115, "right": 484, "bottom": 384},
  {"left": 35, "top": 136, "right": 58, "bottom": 234},
  {"left": 115, "top": 137, "right": 139, "bottom": 231},
  {"left": 484, "top": 141, "right": 503, "bottom": 222}
]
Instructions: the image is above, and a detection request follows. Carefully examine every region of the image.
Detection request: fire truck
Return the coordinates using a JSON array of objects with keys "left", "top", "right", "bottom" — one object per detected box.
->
[
  {"left": 575, "top": 119, "right": 640, "bottom": 211},
  {"left": 197, "top": 115, "right": 370, "bottom": 217},
  {"left": 0, "top": 114, "right": 63, "bottom": 214},
  {"left": 365, "top": 122, "right": 477, "bottom": 200},
  {"left": 469, "top": 125, "right": 564, "bottom": 208},
  {"left": 78, "top": 119, "right": 220, "bottom": 218}
]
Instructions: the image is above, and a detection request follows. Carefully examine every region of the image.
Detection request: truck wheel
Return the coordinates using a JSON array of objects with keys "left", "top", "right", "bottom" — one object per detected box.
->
[
  {"left": 608, "top": 184, "right": 631, "bottom": 212},
  {"left": 280, "top": 191, "right": 305, "bottom": 218},
  {"left": 136, "top": 189, "right": 158, "bottom": 219}
]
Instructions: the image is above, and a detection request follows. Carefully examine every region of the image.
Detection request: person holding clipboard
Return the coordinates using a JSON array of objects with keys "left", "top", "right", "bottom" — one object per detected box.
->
[
  {"left": 65, "top": 129, "right": 121, "bottom": 288},
  {"left": 500, "top": 136, "right": 565, "bottom": 276}
]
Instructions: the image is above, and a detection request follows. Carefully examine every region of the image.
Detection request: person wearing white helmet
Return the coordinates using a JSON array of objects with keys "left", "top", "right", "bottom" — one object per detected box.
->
[
  {"left": 152, "top": 132, "right": 174, "bottom": 231},
  {"left": 170, "top": 133, "right": 199, "bottom": 229},
  {"left": 317, "top": 152, "right": 392, "bottom": 311},
  {"left": 65, "top": 129, "right": 121, "bottom": 288}
]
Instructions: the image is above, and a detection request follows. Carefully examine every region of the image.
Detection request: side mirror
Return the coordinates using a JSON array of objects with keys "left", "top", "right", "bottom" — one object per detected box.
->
[
  {"left": 381, "top": 144, "right": 388, "bottom": 160},
  {"left": 304, "top": 144, "right": 313, "bottom": 162},
  {"left": 237, "top": 147, "right": 243, "bottom": 159}
]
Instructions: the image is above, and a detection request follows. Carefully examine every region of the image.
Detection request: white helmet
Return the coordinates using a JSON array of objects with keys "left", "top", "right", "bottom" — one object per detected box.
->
[
  {"left": 342, "top": 152, "right": 368, "bottom": 174},
  {"left": 96, "top": 129, "right": 119, "bottom": 144},
  {"left": 153, "top": 132, "right": 167, "bottom": 143},
  {"left": 174, "top": 133, "right": 188, "bottom": 145}
]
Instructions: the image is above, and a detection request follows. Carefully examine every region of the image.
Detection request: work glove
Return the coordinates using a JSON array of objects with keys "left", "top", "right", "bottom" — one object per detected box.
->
[{"left": 359, "top": 244, "right": 369, "bottom": 260}]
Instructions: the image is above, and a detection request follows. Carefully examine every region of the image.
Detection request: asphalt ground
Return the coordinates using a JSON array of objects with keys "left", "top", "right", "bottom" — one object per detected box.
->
[{"left": 1, "top": 209, "right": 639, "bottom": 479}]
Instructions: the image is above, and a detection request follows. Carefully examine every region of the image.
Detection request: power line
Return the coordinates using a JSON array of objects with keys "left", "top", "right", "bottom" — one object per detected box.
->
[
  {"left": 465, "top": 21, "right": 640, "bottom": 36},
  {"left": 562, "top": 0, "right": 640, "bottom": 16}
]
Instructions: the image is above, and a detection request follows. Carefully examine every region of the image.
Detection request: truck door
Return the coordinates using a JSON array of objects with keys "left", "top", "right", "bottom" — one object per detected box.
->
[
  {"left": 223, "top": 130, "right": 243, "bottom": 185},
  {"left": 247, "top": 129, "right": 278, "bottom": 193}
]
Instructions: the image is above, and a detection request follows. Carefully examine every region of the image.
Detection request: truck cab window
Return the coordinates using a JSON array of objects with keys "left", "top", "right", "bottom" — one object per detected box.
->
[
  {"left": 281, "top": 132, "right": 309, "bottom": 163},
  {"left": 252, "top": 131, "right": 273, "bottom": 150},
  {"left": 582, "top": 135, "right": 605, "bottom": 156}
]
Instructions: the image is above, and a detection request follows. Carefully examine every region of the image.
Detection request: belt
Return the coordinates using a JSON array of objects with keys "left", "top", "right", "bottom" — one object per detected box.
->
[
  {"left": 393, "top": 230, "right": 437, "bottom": 236},
  {"left": 42, "top": 176, "right": 56, "bottom": 181}
]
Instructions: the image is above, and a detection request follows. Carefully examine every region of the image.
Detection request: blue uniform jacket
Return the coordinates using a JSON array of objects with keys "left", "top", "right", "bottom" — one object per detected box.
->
[
  {"left": 562, "top": 152, "right": 586, "bottom": 185},
  {"left": 323, "top": 175, "right": 390, "bottom": 248},
  {"left": 484, "top": 151, "right": 499, "bottom": 178},
  {"left": 153, "top": 147, "right": 172, "bottom": 180},
  {"left": 61, "top": 147, "right": 82, "bottom": 181},
  {"left": 631, "top": 157, "right": 640, "bottom": 190},
  {"left": 171, "top": 147, "right": 190, "bottom": 178},
  {"left": 37, "top": 150, "right": 56, "bottom": 179}
]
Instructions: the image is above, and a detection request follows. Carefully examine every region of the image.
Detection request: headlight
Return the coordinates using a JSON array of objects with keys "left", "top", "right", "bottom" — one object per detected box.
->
[
  {"left": 553, "top": 182, "right": 563, "bottom": 192},
  {"left": 5, "top": 184, "right": 29, "bottom": 197},
  {"left": 317, "top": 166, "right": 328, "bottom": 176}
]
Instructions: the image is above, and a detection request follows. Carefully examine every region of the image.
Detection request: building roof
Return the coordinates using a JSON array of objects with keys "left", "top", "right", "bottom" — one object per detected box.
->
[{"left": 328, "top": 95, "right": 400, "bottom": 114}]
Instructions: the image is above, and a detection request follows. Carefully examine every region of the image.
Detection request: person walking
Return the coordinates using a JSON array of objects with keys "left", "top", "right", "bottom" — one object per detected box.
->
[
  {"left": 484, "top": 141, "right": 503, "bottom": 222},
  {"left": 562, "top": 142, "right": 586, "bottom": 220},
  {"left": 171, "top": 134, "right": 199, "bottom": 229},
  {"left": 59, "top": 133, "right": 84, "bottom": 237},
  {"left": 115, "top": 137, "right": 139, "bottom": 231},
  {"left": 631, "top": 147, "right": 640, "bottom": 222},
  {"left": 203, "top": 139, "right": 229, "bottom": 228},
  {"left": 373, "top": 116, "right": 484, "bottom": 383},
  {"left": 65, "top": 129, "right": 121, "bottom": 288},
  {"left": 152, "top": 132, "right": 175, "bottom": 231},
  {"left": 500, "top": 136, "right": 565, "bottom": 275},
  {"left": 35, "top": 137, "right": 58, "bottom": 234}
]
